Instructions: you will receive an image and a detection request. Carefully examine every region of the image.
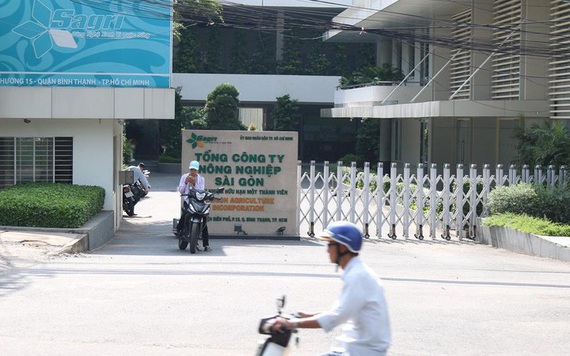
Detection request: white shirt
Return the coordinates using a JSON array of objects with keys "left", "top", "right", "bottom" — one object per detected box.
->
[
  {"left": 127, "top": 166, "right": 150, "bottom": 190},
  {"left": 178, "top": 173, "right": 205, "bottom": 204},
  {"left": 316, "top": 256, "right": 392, "bottom": 356}
]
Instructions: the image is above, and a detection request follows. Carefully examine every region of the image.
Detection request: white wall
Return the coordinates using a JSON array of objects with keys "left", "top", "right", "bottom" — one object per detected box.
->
[
  {"left": 334, "top": 84, "right": 431, "bottom": 107},
  {"left": 172, "top": 73, "right": 340, "bottom": 104},
  {"left": 0, "top": 86, "right": 175, "bottom": 230},
  {"left": 0, "top": 87, "right": 175, "bottom": 120},
  {"left": 1, "top": 118, "right": 120, "bottom": 214},
  {"left": 223, "top": 0, "right": 352, "bottom": 7}
]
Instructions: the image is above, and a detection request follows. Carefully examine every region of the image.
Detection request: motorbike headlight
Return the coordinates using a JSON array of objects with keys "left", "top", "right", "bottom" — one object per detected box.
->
[{"left": 195, "top": 191, "right": 206, "bottom": 201}]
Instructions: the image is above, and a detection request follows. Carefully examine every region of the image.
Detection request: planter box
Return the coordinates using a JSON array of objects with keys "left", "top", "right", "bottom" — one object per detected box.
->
[
  {"left": 478, "top": 221, "right": 570, "bottom": 262},
  {"left": 157, "top": 162, "right": 181, "bottom": 174}
]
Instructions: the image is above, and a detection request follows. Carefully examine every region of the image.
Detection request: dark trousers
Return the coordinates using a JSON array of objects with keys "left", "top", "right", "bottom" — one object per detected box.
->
[{"left": 176, "top": 203, "right": 209, "bottom": 247}]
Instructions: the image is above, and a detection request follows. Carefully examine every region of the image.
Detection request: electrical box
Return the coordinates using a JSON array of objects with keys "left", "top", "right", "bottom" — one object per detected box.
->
[{"left": 119, "top": 170, "right": 134, "bottom": 185}]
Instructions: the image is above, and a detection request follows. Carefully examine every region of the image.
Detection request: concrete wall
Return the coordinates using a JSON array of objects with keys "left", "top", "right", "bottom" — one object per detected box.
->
[
  {"left": 430, "top": 117, "right": 455, "bottom": 165},
  {"left": 0, "top": 87, "right": 175, "bottom": 120},
  {"left": 334, "top": 85, "right": 431, "bottom": 107},
  {"left": 479, "top": 223, "right": 570, "bottom": 262},
  {"left": 521, "top": 0, "right": 550, "bottom": 101},
  {"left": 399, "top": 118, "right": 421, "bottom": 164},
  {"left": 471, "top": 117, "right": 496, "bottom": 166},
  {"left": 83, "top": 211, "right": 115, "bottom": 250},
  {"left": 172, "top": 73, "right": 339, "bottom": 104}
]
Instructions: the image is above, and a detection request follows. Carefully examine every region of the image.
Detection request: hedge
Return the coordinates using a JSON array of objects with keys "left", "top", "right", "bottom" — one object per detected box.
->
[{"left": 0, "top": 183, "right": 105, "bottom": 228}]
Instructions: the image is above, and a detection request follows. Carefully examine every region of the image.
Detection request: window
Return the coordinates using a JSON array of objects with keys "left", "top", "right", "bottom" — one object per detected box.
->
[
  {"left": 0, "top": 137, "right": 73, "bottom": 188},
  {"left": 239, "top": 108, "right": 264, "bottom": 131},
  {"left": 420, "top": 40, "right": 430, "bottom": 85}
]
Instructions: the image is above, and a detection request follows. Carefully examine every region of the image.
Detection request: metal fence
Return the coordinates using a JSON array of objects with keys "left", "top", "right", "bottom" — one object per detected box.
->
[{"left": 298, "top": 161, "right": 567, "bottom": 241}]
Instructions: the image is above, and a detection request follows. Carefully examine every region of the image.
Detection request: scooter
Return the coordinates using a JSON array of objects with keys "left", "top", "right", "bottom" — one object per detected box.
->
[
  {"left": 130, "top": 179, "right": 147, "bottom": 200},
  {"left": 122, "top": 184, "right": 136, "bottom": 217},
  {"left": 256, "top": 296, "right": 299, "bottom": 356},
  {"left": 142, "top": 168, "right": 150, "bottom": 180},
  {"left": 122, "top": 178, "right": 148, "bottom": 217},
  {"left": 177, "top": 187, "right": 224, "bottom": 254},
  {"left": 139, "top": 169, "right": 150, "bottom": 197}
]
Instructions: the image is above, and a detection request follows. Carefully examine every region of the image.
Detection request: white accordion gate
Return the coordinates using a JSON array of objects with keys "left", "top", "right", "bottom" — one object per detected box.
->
[{"left": 298, "top": 161, "right": 567, "bottom": 240}]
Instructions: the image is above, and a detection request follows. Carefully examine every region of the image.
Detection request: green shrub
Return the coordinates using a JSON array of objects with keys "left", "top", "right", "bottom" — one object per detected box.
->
[
  {"left": 531, "top": 185, "right": 570, "bottom": 224},
  {"left": 158, "top": 154, "right": 181, "bottom": 163},
  {"left": 338, "top": 154, "right": 365, "bottom": 168},
  {"left": 354, "top": 171, "right": 379, "bottom": 193},
  {"left": 485, "top": 183, "right": 536, "bottom": 216},
  {"left": 486, "top": 183, "right": 570, "bottom": 225},
  {"left": 483, "top": 213, "right": 570, "bottom": 237},
  {"left": 123, "top": 133, "right": 135, "bottom": 165},
  {"left": 0, "top": 183, "right": 105, "bottom": 228},
  {"left": 451, "top": 179, "right": 485, "bottom": 217}
]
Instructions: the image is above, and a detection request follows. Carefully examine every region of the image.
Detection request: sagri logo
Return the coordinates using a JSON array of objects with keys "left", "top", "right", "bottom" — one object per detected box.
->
[
  {"left": 12, "top": 0, "right": 125, "bottom": 59},
  {"left": 187, "top": 133, "right": 218, "bottom": 149}
]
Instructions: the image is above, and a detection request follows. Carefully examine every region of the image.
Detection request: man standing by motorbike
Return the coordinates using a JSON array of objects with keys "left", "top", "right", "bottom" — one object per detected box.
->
[
  {"left": 126, "top": 162, "right": 151, "bottom": 195},
  {"left": 174, "top": 160, "right": 211, "bottom": 251},
  {"left": 271, "top": 221, "right": 391, "bottom": 355}
]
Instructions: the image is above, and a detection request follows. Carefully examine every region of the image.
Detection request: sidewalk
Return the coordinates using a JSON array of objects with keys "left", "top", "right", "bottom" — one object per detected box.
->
[
  {"left": 0, "top": 172, "right": 180, "bottom": 273},
  {"left": 0, "top": 230, "right": 84, "bottom": 272}
]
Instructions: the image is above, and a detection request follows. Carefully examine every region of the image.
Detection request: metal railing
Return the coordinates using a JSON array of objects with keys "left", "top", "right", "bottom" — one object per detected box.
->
[{"left": 298, "top": 161, "right": 567, "bottom": 240}]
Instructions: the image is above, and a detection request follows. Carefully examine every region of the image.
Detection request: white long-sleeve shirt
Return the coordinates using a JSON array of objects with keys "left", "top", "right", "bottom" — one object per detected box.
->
[
  {"left": 178, "top": 173, "right": 205, "bottom": 204},
  {"left": 316, "top": 256, "right": 391, "bottom": 356},
  {"left": 127, "top": 166, "right": 150, "bottom": 190}
]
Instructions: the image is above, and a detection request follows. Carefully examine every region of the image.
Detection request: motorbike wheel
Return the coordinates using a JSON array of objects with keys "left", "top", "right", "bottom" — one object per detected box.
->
[
  {"left": 178, "top": 238, "right": 188, "bottom": 250},
  {"left": 125, "top": 199, "right": 135, "bottom": 217},
  {"left": 189, "top": 222, "right": 201, "bottom": 254}
]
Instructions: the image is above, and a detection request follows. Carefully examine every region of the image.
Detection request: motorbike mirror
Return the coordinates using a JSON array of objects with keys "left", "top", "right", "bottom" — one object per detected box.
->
[
  {"left": 217, "top": 187, "right": 225, "bottom": 193},
  {"left": 276, "top": 295, "right": 286, "bottom": 310}
]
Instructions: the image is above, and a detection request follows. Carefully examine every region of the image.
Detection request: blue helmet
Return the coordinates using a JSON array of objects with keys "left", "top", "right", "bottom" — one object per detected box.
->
[{"left": 319, "top": 221, "right": 362, "bottom": 253}]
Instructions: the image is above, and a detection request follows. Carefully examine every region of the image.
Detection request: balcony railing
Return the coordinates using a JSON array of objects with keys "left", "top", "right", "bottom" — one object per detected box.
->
[{"left": 334, "top": 81, "right": 430, "bottom": 107}]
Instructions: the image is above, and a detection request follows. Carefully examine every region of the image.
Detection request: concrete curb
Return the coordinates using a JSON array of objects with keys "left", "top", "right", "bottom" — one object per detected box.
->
[
  {"left": 0, "top": 210, "right": 114, "bottom": 254},
  {"left": 478, "top": 222, "right": 570, "bottom": 262},
  {"left": 60, "top": 233, "right": 89, "bottom": 254}
]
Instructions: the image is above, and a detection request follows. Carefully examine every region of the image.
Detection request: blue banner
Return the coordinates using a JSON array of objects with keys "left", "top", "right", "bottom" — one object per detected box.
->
[{"left": 0, "top": 0, "right": 172, "bottom": 88}]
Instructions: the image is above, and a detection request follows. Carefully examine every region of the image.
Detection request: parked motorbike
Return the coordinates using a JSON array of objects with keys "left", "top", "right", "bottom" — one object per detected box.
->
[
  {"left": 122, "top": 180, "right": 146, "bottom": 217},
  {"left": 142, "top": 168, "right": 150, "bottom": 180},
  {"left": 140, "top": 169, "right": 150, "bottom": 197},
  {"left": 177, "top": 187, "right": 224, "bottom": 254},
  {"left": 130, "top": 179, "right": 147, "bottom": 200},
  {"left": 256, "top": 296, "right": 299, "bottom": 356},
  {"left": 122, "top": 184, "right": 137, "bottom": 216}
]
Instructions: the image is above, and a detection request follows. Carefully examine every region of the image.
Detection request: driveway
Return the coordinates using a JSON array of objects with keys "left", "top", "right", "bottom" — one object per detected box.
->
[{"left": 0, "top": 173, "right": 569, "bottom": 355}]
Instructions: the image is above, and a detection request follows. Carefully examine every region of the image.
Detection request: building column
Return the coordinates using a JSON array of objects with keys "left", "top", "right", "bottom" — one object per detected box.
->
[
  {"left": 376, "top": 37, "right": 392, "bottom": 66},
  {"left": 379, "top": 119, "right": 392, "bottom": 164},
  {"left": 276, "top": 10, "right": 284, "bottom": 61}
]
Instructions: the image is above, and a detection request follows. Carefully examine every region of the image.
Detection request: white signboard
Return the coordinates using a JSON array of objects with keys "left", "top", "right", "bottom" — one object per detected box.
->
[{"left": 181, "top": 130, "right": 299, "bottom": 237}]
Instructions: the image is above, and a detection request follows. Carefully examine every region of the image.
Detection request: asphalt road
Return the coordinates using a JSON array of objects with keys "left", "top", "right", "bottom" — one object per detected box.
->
[{"left": 1, "top": 173, "right": 569, "bottom": 355}]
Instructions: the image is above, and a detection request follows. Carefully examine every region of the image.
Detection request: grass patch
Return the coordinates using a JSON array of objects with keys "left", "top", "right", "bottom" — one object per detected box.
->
[{"left": 483, "top": 213, "right": 570, "bottom": 237}]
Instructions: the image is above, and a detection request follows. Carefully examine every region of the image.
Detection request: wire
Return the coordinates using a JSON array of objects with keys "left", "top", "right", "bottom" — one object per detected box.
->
[
  {"left": 3, "top": 0, "right": 570, "bottom": 86},
  {"left": 20, "top": 0, "right": 565, "bottom": 61}
]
